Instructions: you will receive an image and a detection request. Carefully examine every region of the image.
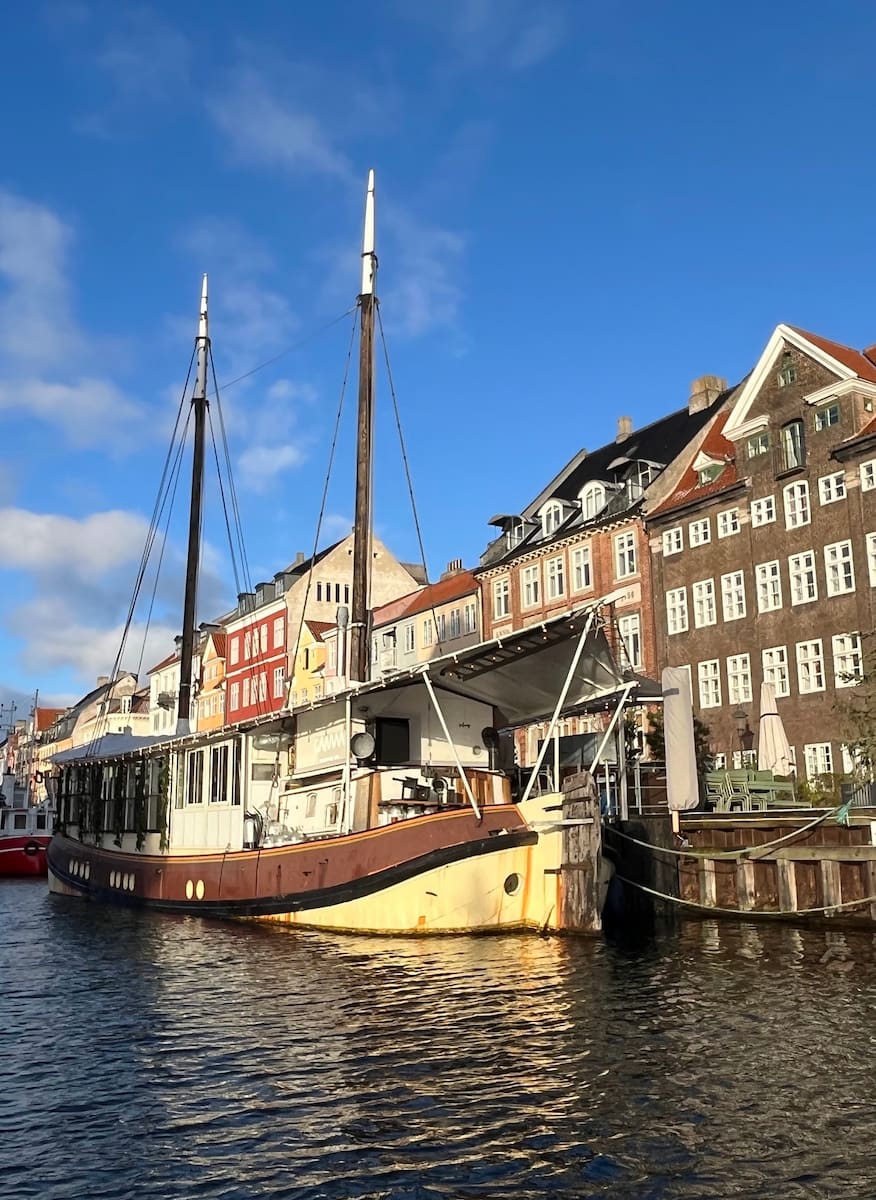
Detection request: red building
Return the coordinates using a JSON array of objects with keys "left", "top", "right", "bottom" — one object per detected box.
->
[{"left": 224, "top": 594, "right": 287, "bottom": 725}]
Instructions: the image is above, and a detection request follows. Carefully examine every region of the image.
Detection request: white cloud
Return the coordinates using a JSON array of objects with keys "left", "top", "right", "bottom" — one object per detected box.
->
[
  {"left": 235, "top": 377, "right": 315, "bottom": 492},
  {"left": 402, "top": 0, "right": 569, "bottom": 71},
  {"left": 0, "top": 377, "right": 144, "bottom": 450},
  {"left": 0, "top": 508, "right": 153, "bottom": 578},
  {"left": 93, "top": 9, "right": 190, "bottom": 102}
]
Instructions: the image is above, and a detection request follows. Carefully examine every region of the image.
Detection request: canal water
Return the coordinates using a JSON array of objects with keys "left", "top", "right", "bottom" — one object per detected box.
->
[{"left": 2, "top": 880, "right": 875, "bottom": 1199}]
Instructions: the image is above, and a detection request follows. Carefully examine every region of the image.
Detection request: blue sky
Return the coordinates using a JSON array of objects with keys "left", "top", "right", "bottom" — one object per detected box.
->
[{"left": 2, "top": 0, "right": 876, "bottom": 710}]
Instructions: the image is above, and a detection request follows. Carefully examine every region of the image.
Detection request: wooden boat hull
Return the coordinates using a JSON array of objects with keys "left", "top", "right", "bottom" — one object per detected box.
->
[
  {"left": 0, "top": 834, "right": 51, "bottom": 877},
  {"left": 47, "top": 802, "right": 572, "bottom": 934}
]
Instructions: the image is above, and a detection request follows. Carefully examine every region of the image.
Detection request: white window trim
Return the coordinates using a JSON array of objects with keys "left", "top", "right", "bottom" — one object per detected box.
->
[
  {"left": 720, "top": 571, "right": 746, "bottom": 622},
  {"left": 824, "top": 540, "right": 855, "bottom": 597},
  {"left": 689, "top": 518, "right": 711, "bottom": 547},
  {"left": 762, "top": 646, "right": 790, "bottom": 699},
  {"left": 796, "top": 639, "right": 826, "bottom": 695},
  {"left": 751, "top": 496, "right": 776, "bottom": 528},
  {"left": 692, "top": 578, "right": 716, "bottom": 628},
  {"left": 789, "top": 550, "right": 818, "bottom": 606},
  {"left": 818, "top": 472, "right": 846, "bottom": 506},
  {"left": 755, "top": 560, "right": 782, "bottom": 613},
  {"left": 662, "top": 527, "right": 683, "bottom": 556},
  {"left": 666, "top": 587, "right": 688, "bottom": 635},
  {"left": 717, "top": 508, "right": 740, "bottom": 538}
]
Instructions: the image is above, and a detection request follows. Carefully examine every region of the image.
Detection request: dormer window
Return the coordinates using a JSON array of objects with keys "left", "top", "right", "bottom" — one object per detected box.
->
[
  {"left": 540, "top": 501, "right": 563, "bottom": 538},
  {"left": 777, "top": 351, "right": 797, "bottom": 388},
  {"left": 626, "top": 462, "right": 655, "bottom": 500},
  {"left": 505, "top": 519, "right": 525, "bottom": 550},
  {"left": 697, "top": 464, "right": 723, "bottom": 487},
  {"left": 580, "top": 482, "right": 607, "bottom": 520}
]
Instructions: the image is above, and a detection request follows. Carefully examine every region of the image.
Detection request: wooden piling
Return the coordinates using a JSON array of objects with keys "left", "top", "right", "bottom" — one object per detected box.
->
[{"left": 558, "top": 770, "right": 602, "bottom": 933}]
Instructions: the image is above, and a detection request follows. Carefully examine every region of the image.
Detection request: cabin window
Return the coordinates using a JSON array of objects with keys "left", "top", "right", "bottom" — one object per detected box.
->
[
  {"left": 231, "top": 742, "right": 242, "bottom": 806},
  {"left": 375, "top": 717, "right": 411, "bottom": 765},
  {"left": 305, "top": 793, "right": 317, "bottom": 819},
  {"left": 251, "top": 763, "right": 275, "bottom": 782},
  {"left": 210, "top": 745, "right": 229, "bottom": 804},
  {"left": 326, "top": 803, "right": 338, "bottom": 826},
  {"left": 186, "top": 750, "right": 204, "bottom": 805},
  {"left": 14, "top": 812, "right": 26, "bottom": 830}
]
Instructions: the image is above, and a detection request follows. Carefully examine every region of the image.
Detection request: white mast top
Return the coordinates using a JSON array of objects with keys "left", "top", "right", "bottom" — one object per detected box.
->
[
  {"left": 198, "top": 272, "right": 209, "bottom": 341},
  {"left": 360, "top": 169, "right": 376, "bottom": 296}
]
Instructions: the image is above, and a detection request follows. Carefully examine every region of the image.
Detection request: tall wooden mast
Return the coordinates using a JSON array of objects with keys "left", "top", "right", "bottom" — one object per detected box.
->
[
  {"left": 349, "top": 170, "right": 377, "bottom": 684},
  {"left": 177, "top": 274, "right": 209, "bottom": 733}
]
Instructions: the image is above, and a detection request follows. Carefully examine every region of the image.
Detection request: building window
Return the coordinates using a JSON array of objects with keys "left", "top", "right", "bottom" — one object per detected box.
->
[
  {"left": 692, "top": 579, "right": 716, "bottom": 628},
  {"left": 505, "top": 519, "right": 525, "bottom": 551},
  {"left": 832, "top": 633, "right": 862, "bottom": 688},
  {"left": 244, "top": 631, "right": 252, "bottom": 659},
  {"left": 545, "top": 555, "right": 566, "bottom": 600},
  {"left": 493, "top": 577, "right": 510, "bottom": 619},
  {"left": 783, "top": 481, "right": 810, "bottom": 528},
  {"left": 614, "top": 531, "right": 636, "bottom": 579},
  {"left": 789, "top": 551, "right": 817, "bottom": 604},
  {"left": 780, "top": 419, "right": 805, "bottom": 470},
  {"left": 867, "top": 533, "right": 876, "bottom": 586},
  {"left": 762, "top": 646, "right": 790, "bottom": 698},
  {"left": 404, "top": 623, "right": 416, "bottom": 653},
  {"left": 720, "top": 571, "right": 746, "bottom": 621},
  {"left": 727, "top": 653, "right": 752, "bottom": 705},
  {"left": 463, "top": 602, "right": 477, "bottom": 635},
  {"left": 626, "top": 462, "right": 654, "bottom": 500},
  {"left": 273, "top": 667, "right": 285, "bottom": 699},
  {"left": 273, "top": 617, "right": 284, "bottom": 648},
  {"left": 666, "top": 587, "right": 688, "bottom": 635},
  {"left": 662, "top": 527, "right": 683, "bottom": 556},
  {"left": 521, "top": 564, "right": 540, "bottom": 607},
  {"left": 777, "top": 352, "right": 797, "bottom": 388},
  {"left": 541, "top": 501, "right": 563, "bottom": 537},
  {"left": 755, "top": 560, "right": 782, "bottom": 612},
  {"left": 713, "top": 753, "right": 727, "bottom": 770},
  {"left": 258, "top": 672, "right": 267, "bottom": 703},
  {"left": 861, "top": 460, "right": 876, "bottom": 492},
  {"left": 697, "top": 463, "right": 723, "bottom": 487},
  {"left": 436, "top": 613, "right": 447, "bottom": 641},
  {"left": 229, "top": 682, "right": 240, "bottom": 711},
  {"left": 688, "top": 518, "right": 710, "bottom": 547},
  {"left": 796, "top": 640, "right": 825, "bottom": 694},
  {"left": 260, "top": 625, "right": 268, "bottom": 654},
  {"left": 751, "top": 496, "right": 776, "bottom": 527},
  {"left": 449, "top": 608, "right": 462, "bottom": 638},
  {"left": 824, "top": 540, "right": 854, "bottom": 595},
  {"left": 230, "top": 637, "right": 240, "bottom": 665},
  {"left": 698, "top": 660, "right": 721, "bottom": 708},
  {"left": 571, "top": 545, "right": 592, "bottom": 591},
  {"left": 747, "top": 431, "right": 769, "bottom": 459},
  {"left": 818, "top": 472, "right": 846, "bottom": 505},
  {"left": 316, "top": 583, "right": 322, "bottom": 601},
  {"left": 717, "top": 509, "right": 740, "bottom": 538},
  {"left": 618, "top": 613, "right": 642, "bottom": 669},
  {"left": 814, "top": 403, "right": 839, "bottom": 431},
  {"left": 581, "top": 482, "right": 606, "bottom": 520},
  {"left": 423, "top": 618, "right": 434, "bottom": 646},
  {"left": 804, "top": 743, "right": 833, "bottom": 778},
  {"left": 242, "top": 677, "right": 250, "bottom": 707}
]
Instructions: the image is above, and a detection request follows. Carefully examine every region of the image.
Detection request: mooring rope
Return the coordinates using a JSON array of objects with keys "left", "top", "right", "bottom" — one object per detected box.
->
[{"left": 614, "top": 873, "right": 876, "bottom": 919}]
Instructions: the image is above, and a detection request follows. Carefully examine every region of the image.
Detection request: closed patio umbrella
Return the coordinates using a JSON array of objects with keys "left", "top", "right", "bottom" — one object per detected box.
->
[{"left": 757, "top": 681, "right": 793, "bottom": 775}]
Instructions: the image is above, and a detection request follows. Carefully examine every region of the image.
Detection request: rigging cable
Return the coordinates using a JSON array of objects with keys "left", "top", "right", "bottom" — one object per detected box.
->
[{"left": 376, "top": 301, "right": 445, "bottom": 653}]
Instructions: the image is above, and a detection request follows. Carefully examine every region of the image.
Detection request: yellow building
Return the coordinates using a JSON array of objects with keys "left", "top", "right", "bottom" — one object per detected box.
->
[
  {"left": 288, "top": 621, "right": 332, "bottom": 708},
  {"left": 196, "top": 631, "right": 226, "bottom": 731}
]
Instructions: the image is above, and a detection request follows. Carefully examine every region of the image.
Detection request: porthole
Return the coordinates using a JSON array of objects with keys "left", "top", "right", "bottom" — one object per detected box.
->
[
  {"left": 185, "top": 880, "right": 194, "bottom": 900},
  {"left": 68, "top": 857, "right": 74, "bottom": 874},
  {"left": 127, "top": 874, "right": 134, "bottom": 892},
  {"left": 195, "top": 880, "right": 205, "bottom": 900},
  {"left": 83, "top": 863, "right": 91, "bottom": 882},
  {"left": 504, "top": 873, "right": 522, "bottom": 896}
]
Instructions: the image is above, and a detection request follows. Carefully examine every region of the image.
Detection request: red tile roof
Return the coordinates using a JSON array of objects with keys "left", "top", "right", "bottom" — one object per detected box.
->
[
  {"left": 373, "top": 571, "right": 479, "bottom": 627},
  {"left": 147, "top": 650, "right": 180, "bottom": 674},
  {"left": 790, "top": 326, "right": 876, "bottom": 384},
  {"left": 207, "top": 633, "right": 226, "bottom": 657},
  {"left": 648, "top": 410, "right": 739, "bottom": 519},
  {"left": 303, "top": 620, "right": 335, "bottom": 641},
  {"left": 35, "top": 707, "right": 66, "bottom": 732}
]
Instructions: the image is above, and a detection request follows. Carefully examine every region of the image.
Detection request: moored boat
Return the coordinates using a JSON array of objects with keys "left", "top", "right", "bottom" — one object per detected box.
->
[
  {"left": 0, "top": 771, "right": 53, "bottom": 877},
  {"left": 47, "top": 172, "right": 630, "bottom": 934}
]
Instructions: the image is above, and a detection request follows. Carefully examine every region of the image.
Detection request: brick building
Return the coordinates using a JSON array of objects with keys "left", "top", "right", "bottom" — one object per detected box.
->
[
  {"left": 474, "top": 384, "right": 729, "bottom": 763},
  {"left": 646, "top": 323, "right": 876, "bottom": 780}
]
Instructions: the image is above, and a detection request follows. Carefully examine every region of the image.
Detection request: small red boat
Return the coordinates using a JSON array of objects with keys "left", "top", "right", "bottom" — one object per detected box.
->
[{"left": 0, "top": 793, "right": 53, "bottom": 877}]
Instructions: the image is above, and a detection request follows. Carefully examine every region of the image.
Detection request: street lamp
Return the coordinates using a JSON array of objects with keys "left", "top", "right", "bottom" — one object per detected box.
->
[{"left": 733, "top": 707, "right": 755, "bottom": 756}]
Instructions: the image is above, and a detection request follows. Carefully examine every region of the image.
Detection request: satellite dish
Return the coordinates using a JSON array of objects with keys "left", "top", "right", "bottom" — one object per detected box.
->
[{"left": 350, "top": 731, "right": 376, "bottom": 760}]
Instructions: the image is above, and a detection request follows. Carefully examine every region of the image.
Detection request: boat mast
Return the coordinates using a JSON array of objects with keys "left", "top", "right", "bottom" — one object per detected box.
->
[
  {"left": 349, "top": 170, "right": 377, "bottom": 684},
  {"left": 177, "top": 274, "right": 209, "bottom": 734}
]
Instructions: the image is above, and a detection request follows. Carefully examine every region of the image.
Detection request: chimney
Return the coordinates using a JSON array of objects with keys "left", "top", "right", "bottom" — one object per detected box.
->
[
  {"left": 441, "top": 558, "right": 464, "bottom": 579},
  {"left": 293, "top": 551, "right": 305, "bottom": 566},
  {"left": 96, "top": 675, "right": 110, "bottom": 687},
  {"left": 616, "top": 416, "right": 633, "bottom": 442},
  {"left": 688, "top": 375, "right": 728, "bottom": 414}
]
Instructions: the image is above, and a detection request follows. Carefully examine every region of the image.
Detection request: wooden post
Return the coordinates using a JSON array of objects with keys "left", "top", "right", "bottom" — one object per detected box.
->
[{"left": 558, "top": 769, "right": 602, "bottom": 933}]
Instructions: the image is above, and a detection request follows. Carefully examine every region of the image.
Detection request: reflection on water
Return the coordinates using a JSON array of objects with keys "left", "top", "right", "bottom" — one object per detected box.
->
[{"left": 2, "top": 880, "right": 876, "bottom": 1198}]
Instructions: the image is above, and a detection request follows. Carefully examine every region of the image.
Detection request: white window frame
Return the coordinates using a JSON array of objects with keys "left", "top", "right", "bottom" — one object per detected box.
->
[
  {"left": 868, "top": 532, "right": 876, "bottom": 587},
  {"left": 273, "top": 666, "right": 285, "bottom": 699},
  {"left": 404, "top": 623, "right": 416, "bottom": 653},
  {"left": 545, "top": 555, "right": 566, "bottom": 600},
  {"left": 824, "top": 540, "right": 855, "bottom": 596},
  {"left": 783, "top": 480, "right": 810, "bottom": 529},
  {"left": 229, "top": 682, "right": 240, "bottom": 711},
  {"left": 618, "top": 612, "right": 642, "bottom": 669},
  {"left": 230, "top": 637, "right": 240, "bottom": 665},
  {"left": 493, "top": 577, "right": 510, "bottom": 619},
  {"left": 804, "top": 743, "right": 833, "bottom": 778},
  {"left": 662, "top": 527, "right": 683, "bottom": 556},
  {"left": 832, "top": 633, "right": 862, "bottom": 688},
  {"left": 463, "top": 602, "right": 477, "bottom": 635},
  {"left": 521, "top": 564, "right": 540, "bottom": 608},
  {"left": 755, "top": 560, "right": 782, "bottom": 613},
  {"left": 762, "top": 646, "right": 790, "bottom": 698},
  {"left": 727, "top": 653, "right": 752, "bottom": 705},
  {"left": 697, "top": 660, "right": 721, "bottom": 709},
  {"left": 449, "top": 608, "right": 462, "bottom": 638},
  {"left": 720, "top": 571, "right": 746, "bottom": 622},
  {"left": 541, "top": 500, "right": 563, "bottom": 538},
  {"left": 614, "top": 530, "right": 637, "bottom": 579},
  {"left": 571, "top": 545, "right": 592, "bottom": 592},
  {"left": 796, "top": 639, "right": 825, "bottom": 695},
  {"left": 750, "top": 496, "right": 776, "bottom": 527},
  {"left": 422, "top": 618, "right": 434, "bottom": 647},
  {"left": 789, "top": 551, "right": 817, "bottom": 605},
  {"left": 818, "top": 472, "right": 846, "bottom": 505},
  {"left": 581, "top": 482, "right": 606, "bottom": 519},
  {"left": 692, "top": 578, "right": 716, "bottom": 628},
  {"left": 814, "top": 403, "right": 839, "bottom": 432},
  {"left": 861, "top": 460, "right": 876, "bottom": 492},
  {"left": 666, "top": 587, "right": 688, "bottom": 635},
  {"left": 746, "top": 432, "right": 769, "bottom": 459},
  {"left": 717, "top": 508, "right": 740, "bottom": 538},
  {"left": 273, "top": 617, "right": 284, "bottom": 648},
  {"left": 688, "top": 518, "right": 711, "bottom": 547}
]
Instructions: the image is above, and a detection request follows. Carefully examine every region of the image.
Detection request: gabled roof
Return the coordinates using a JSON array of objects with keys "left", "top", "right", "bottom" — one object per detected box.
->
[
  {"left": 303, "top": 620, "right": 334, "bottom": 641},
  {"left": 204, "top": 632, "right": 226, "bottom": 658},
  {"left": 648, "top": 409, "right": 739, "bottom": 519},
  {"left": 34, "top": 706, "right": 66, "bottom": 732},
  {"left": 372, "top": 571, "right": 478, "bottom": 628},
  {"left": 789, "top": 326, "right": 876, "bottom": 384},
  {"left": 147, "top": 650, "right": 179, "bottom": 674}
]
